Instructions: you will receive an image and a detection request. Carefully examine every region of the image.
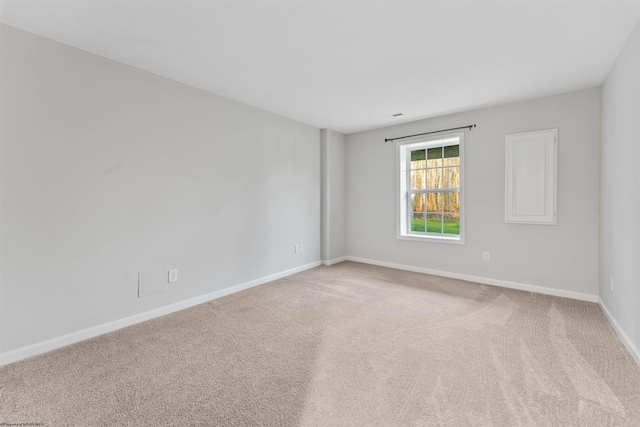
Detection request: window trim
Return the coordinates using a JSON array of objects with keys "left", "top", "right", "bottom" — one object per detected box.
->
[{"left": 396, "top": 131, "right": 465, "bottom": 244}]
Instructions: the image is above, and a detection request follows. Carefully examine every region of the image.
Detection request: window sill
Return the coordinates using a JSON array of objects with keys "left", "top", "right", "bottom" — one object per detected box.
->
[{"left": 397, "top": 233, "right": 465, "bottom": 245}]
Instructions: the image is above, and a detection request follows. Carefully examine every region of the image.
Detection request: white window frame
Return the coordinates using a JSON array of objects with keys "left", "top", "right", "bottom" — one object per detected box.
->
[{"left": 396, "top": 132, "right": 465, "bottom": 244}]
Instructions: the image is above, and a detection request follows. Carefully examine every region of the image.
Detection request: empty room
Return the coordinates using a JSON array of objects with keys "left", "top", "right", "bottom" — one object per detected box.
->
[{"left": 1, "top": 1, "right": 639, "bottom": 426}]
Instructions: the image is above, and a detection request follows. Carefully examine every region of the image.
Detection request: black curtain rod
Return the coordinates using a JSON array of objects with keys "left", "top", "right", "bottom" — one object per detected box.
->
[{"left": 385, "top": 124, "right": 476, "bottom": 143}]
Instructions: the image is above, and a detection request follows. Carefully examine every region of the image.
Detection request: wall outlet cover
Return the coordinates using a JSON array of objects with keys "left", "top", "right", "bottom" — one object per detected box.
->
[{"left": 168, "top": 269, "right": 178, "bottom": 283}]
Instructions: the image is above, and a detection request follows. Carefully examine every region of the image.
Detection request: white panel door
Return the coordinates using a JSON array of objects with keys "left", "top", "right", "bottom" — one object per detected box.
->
[{"left": 505, "top": 129, "right": 557, "bottom": 225}]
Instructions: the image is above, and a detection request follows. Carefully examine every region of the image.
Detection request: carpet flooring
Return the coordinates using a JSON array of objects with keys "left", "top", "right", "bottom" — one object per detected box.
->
[{"left": 2, "top": 261, "right": 640, "bottom": 426}]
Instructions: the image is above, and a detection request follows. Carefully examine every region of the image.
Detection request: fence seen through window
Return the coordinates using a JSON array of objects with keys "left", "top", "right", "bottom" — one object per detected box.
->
[{"left": 409, "top": 145, "right": 460, "bottom": 234}]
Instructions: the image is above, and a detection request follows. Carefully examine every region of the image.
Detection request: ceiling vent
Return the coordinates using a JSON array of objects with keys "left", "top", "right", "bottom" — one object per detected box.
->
[{"left": 379, "top": 112, "right": 404, "bottom": 119}]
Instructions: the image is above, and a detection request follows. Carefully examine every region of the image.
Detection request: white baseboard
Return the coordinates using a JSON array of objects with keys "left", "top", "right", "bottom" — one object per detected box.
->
[
  {"left": 598, "top": 299, "right": 640, "bottom": 368},
  {"left": 0, "top": 261, "right": 321, "bottom": 367},
  {"left": 322, "top": 256, "right": 347, "bottom": 266},
  {"left": 346, "top": 256, "right": 599, "bottom": 303}
]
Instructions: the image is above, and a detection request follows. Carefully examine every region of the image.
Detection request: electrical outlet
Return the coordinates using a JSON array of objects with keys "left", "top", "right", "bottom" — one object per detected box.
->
[
  {"left": 299, "top": 243, "right": 303, "bottom": 252},
  {"left": 168, "top": 269, "right": 178, "bottom": 283},
  {"left": 483, "top": 251, "right": 490, "bottom": 262},
  {"left": 295, "top": 244, "right": 300, "bottom": 254},
  {"left": 609, "top": 276, "right": 614, "bottom": 292}
]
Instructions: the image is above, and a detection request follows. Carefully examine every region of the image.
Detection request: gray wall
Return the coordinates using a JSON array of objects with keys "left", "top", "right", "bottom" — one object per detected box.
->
[
  {"left": 321, "top": 129, "right": 346, "bottom": 263},
  {"left": 346, "top": 88, "right": 601, "bottom": 297},
  {"left": 600, "top": 20, "right": 640, "bottom": 358},
  {"left": 0, "top": 24, "right": 320, "bottom": 353}
]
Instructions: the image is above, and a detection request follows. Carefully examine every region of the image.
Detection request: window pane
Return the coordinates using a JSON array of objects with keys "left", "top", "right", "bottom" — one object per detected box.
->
[
  {"left": 411, "top": 193, "right": 425, "bottom": 212},
  {"left": 443, "top": 145, "right": 459, "bottom": 158},
  {"left": 411, "top": 149, "right": 426, "bottom": 161},
  {"left": 427, "top": 168, "right": 442, "bottom": 189},
  {"left": 443, "top": 192, "right": 460, "bottom": 213},
  {"left": 411, "top": 170, "right": 426, "bottom": 189},
  {"left": 444, "top": 145, "right": 459, "bottom": 166},
  {"left": 411, "top": 213, "right": 425, "bottom": 232},
  {"left": 427, "top": 214, "right": 442, "bottom": 233},
  {"left": 427, "top": 147, "right": 442, "bottom": 168},
  {"left": 443, "top": 214, "right": 460, "bottom": 235},
  {"left": 444, "top": 156, "right": 460, "bottom": 167},
  {"left": 443, "top": 167, "right": 460, "bottom": 188},
  {"left": 426, "top": 193, "right": 442, "bottom": 213},
  {"left": 411, "top": 149, "right": 426, "bottom": 169}
]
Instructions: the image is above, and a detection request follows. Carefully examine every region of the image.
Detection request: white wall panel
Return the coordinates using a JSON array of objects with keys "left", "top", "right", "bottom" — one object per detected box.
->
[{"left": 505, "top": 129, "right": 557, "bottom": 224}]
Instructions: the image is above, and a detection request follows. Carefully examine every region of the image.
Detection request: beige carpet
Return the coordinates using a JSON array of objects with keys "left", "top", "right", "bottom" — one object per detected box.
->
[{"left": 2, "top": 261, "right": 639, "bottom": 426}]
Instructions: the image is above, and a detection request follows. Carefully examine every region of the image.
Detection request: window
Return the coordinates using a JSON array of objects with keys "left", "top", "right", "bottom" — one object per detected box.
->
[{"left": 397, "top": 132, "right": 464, "bottom": 244}]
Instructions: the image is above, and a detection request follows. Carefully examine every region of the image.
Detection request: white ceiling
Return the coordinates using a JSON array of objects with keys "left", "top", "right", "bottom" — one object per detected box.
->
[{"left": 1, "top": 1, "right": 639, "bottom": 134}]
